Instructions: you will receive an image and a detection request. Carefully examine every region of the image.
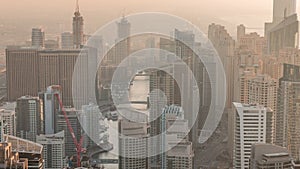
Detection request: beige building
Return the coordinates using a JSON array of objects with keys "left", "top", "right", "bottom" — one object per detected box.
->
[
  {"left": 208, "top": 23, "right": 235, "bottom": 108},
  {"left": 275, "top": 63, "right": 300, "bottom": 161},
  {"left": 6, "top": 47, "right": 95, "bottom": 107},
  {"left": 247, "top": 74, "right": 278, "bottom": 113},
  {"left": 250, "top": 143, "right": 293, "bottom": 169},
  {"left": 6, "top": 46, "right": 40, "bottom": 101}
]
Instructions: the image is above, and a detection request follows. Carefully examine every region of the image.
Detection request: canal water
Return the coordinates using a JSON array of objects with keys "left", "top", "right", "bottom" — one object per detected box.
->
[{"left": 95, "top": 75, "right": 149, "bottom": 168}]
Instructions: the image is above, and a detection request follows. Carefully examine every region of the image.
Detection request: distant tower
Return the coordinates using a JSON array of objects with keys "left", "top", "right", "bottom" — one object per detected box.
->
[
  {"left": 273, "top": 0, "right": 296, "bottom": 24},
  {"left": 31, "top": 28, "right": 45, "bottom": 48},
  {"left": 73, "top": 0, "right": 84, "bottom": 49},
  {"left": 117, "top": 16, "right": 131, "bottom": 39},
  {"left": 237, "top": 24, "right": 246, "bottom": 47},
  {"left": 61, "top": 32, "right": 74, "bottom": 49}
]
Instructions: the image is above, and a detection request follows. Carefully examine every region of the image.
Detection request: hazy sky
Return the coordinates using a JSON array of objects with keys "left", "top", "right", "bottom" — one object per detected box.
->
[{"left": 1, "top": 0, "right": 300, "bottom": 35}]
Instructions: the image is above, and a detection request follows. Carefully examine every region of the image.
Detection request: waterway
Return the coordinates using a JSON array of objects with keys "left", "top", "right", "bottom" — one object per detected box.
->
[{"left": 95, "top": 75, "right": 149, "bottom": 169}]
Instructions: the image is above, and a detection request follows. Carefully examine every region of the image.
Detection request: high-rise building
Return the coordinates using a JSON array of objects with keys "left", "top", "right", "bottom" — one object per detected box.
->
[
  {"left": 233, "top": 103, "right": 268, "bottom": 169},
  {"left": 233, "top": 49, "right": 261, "bottom": 103},
  {"left": 6, "top": 46, "right": 39, "bottom": 101},
  {"left": 237, "top": 24, "right": 246, "bottom": 47},
  {"left": 208, "top": 23, "right": 235, "bottom": 108},
  {"left": 265, "top": 0, "right": 298, "bottom": 55},
  {"left": 167, "top": 141, "right": 194, "bottom": 169},
  {"left": 80, "top": 103, "right": 103, "bottom": 148},
  {"left": 275, "top": 63, "right": 300, "bottom": 161},
  {"left": 55, "top": 108, "right": 81, "bottom": 157},
  {"left": 6, "top": 47, "right": 96, "bottom": 106},
  {"left": 41, "top": 48, "right": 94, "bottom": 107},
  {"left": 61, "top": 32, "right": 74, "bottom": 49},
  {"left": 0, "top": 109, "right": 16, "bottom": 136},
  {"left": 119, "top": 116, "right": 149, "bottom": 169},
  {"left": 249, "top": 143, "right": 293, "bottom": 169},
  {"left": 272, "top": 0, "right": 296, "bottom": 25},
  {"left": 117, "top": 16, "right": 131, "bottom": 40},
  {"left": 16, "top": 96, "right": 43, "bottom": 142},
  {"left": 248, "top": 74, "right": 278, "bottom": 113},
  {"left": 39, "top": 85, "right": 61, "bottom": 134},
  {"left": 238, "top": 32, "right": 267, "bottom": 57},
  {"left": 73, "top": 0, "right": 84, "bottom": 49},
  {"left": 37, "top": 131, "right": 65, "bottom": 169},
  {"left": 110, "top": 16, "right": 131, "bottom": 66},
  {"left": 32, "top": 28, "right": 45, "bottom": 48}
]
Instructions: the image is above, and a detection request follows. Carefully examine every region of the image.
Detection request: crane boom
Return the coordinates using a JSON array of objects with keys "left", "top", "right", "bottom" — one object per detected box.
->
[{"left": 55, "top": 93, "right": 83, "bottom": 167}]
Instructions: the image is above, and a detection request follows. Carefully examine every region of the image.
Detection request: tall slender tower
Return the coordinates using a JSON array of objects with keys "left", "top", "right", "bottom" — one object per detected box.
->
[{"left": 73, "top": 0, "right": 84, "bottom": 49}]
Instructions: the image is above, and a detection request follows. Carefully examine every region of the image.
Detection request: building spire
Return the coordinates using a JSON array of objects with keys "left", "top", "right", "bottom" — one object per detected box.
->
[{"left": 76, "top": 0, "right": 79, "bottom": 13}]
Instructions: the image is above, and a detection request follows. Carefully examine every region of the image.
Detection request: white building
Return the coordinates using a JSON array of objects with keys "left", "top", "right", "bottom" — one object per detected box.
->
[
  {"left": 40, "top": 85, "right": 61, "bottom": 134},
  {"left": 0, "top": 109, "right": 16, "bottom": 136},
  {"left": 167, "top": 141, "right": 194, "bottom": 169},
  {"left": 118, "top": 113, "right": 149, "bottom": 169},
  {"left": 80, "top": 103, "right": 105, "bottom": 147},
  {"left": 37, "top": 131, "right": 65, "bottom": 169},
  {"left": 233, "top": 102, "right": 268, "bottom": 169}
]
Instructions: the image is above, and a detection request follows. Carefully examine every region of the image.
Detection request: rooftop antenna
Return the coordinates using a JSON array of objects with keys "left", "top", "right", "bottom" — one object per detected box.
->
[{"left": 122, "top": 8, "right": 126, "bottom": 18}]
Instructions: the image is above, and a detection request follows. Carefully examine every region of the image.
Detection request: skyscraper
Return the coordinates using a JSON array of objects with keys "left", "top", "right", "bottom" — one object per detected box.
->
[
  {"left": 119, "top": 116, "right": 149, "bottom": 169},
  {"left": 111, "top": 16, "right": 131, "bottom": 66},
  {"left": 275, "top": 63, "right": 300, "bottom": 161},
  {"left": 55, "top": 108, "right": 81, "bottom": 157},
  {"left": 247, "top": 74, "right": 278, "bottom": 113},
  {"left": 61, "top": 32, "right": 74, "bottom": 49},
  {"left": 265, "top": 0, "right": 298, "bottom": 54},
  {"left": 37, "top": 131, "right": 65, "bottom": 169},
  {"left": 117, "top": 16, "right": 131, "bottom": 39},
  {"left": 208, "top": 23, "right": 235, "bottom": 108},
  {"left": 6, "top": 47, "right": 96, "bottom": 106},
  {"left": 233, "top": 103, "right": 268, "bottom": 169},
  {"left": 237, "top": 24, "right": 246, "bottom": 47},
  {"left": 73, "top": 0, "right": 84, "bottom": 49},
  {"left": 272, "top": 0, "right": 296, "bottom": 24},
  {"left": 39, "top": 85, "right": 61, "bottom": 134},
  {"left": 80, "top": 103, "right": 103, "bottom": 148},
  {"left": 6, "top": 46, "right": 39, "bottom": 101},
  {"left": 16, "top": 96, "right": 43, "bottom": 142},
  {"left": 167, "top": 142, "right": 194, "bottom": 169},
  {"left": 31, "top": 28, "right": 45, "bottom": 48}
]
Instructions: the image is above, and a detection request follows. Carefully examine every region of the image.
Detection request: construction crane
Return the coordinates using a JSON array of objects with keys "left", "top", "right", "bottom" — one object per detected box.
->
[{"left": 55, "top": 93, "right": 84, "bottom": 167}]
